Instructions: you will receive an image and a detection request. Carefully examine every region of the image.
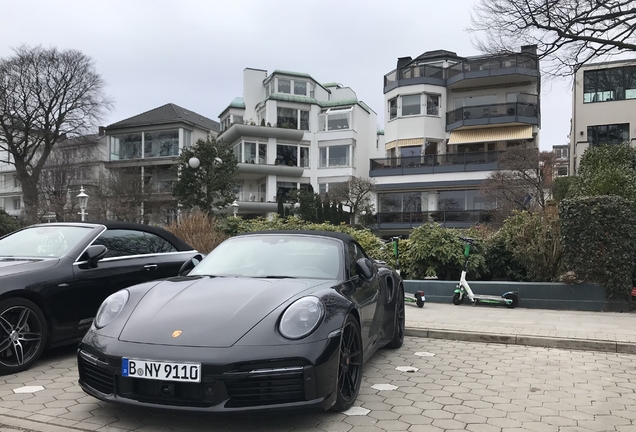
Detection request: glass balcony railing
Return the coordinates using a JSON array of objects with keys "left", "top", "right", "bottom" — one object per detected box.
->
[
  {"left": 237, "top": 191, "right": 268, "bottom": 203},
  {"left": 384, "top": 53, "right": 538, "bottom": 89},
  {"left": 370, "top": 151, "right": 502, "bottom": 173},
  {"left": 376, "top": 210, "right": 492, "bottom": 227},
  {"left": 446, "top": 102, "right": 539, "bottom": 125}
]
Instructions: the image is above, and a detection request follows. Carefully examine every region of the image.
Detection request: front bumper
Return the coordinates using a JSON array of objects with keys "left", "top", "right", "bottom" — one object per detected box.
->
[{"left": 77, "top": 332, "right": 340, "bottom": 412}]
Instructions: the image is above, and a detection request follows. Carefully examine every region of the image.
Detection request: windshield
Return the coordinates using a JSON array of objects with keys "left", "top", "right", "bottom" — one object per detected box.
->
[
  {"left": 0, "top": 226, "right": 93, "bottom": 258},
  {"left": 190, "top": 234, "right": 342, "bottom": 279}
]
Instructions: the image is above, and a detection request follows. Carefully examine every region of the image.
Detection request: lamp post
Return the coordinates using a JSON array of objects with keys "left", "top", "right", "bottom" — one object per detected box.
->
[
  {"left": 77, "top": 186, "right": 89, "bottom": 221},
  {"left": 232, "top": 200, "right": 239, "bottom": 217},
  {"left": 293, "top": 202, "right": 301, "bottom": 218},
  {"left": 188, "top": 146, "right": 222, "bottom": 170}
]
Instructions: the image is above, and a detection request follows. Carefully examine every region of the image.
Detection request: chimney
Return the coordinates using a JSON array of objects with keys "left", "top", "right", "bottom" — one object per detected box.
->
[
  {"left": 98, "top": 126, "right": 105, "bottom": 136},
  {"left": 397, "top": 56, "right": 412, "bottom": 70}
]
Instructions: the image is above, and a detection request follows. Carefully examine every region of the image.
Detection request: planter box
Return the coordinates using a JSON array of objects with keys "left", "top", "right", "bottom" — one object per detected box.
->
[{"left": 403, "top": 280, "right": 628, "bottom": 312}]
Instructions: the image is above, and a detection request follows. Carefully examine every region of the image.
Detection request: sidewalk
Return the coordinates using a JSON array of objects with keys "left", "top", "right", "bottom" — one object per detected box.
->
[{"left": 405, "top": 302, "right": 636, "bottom": 353}]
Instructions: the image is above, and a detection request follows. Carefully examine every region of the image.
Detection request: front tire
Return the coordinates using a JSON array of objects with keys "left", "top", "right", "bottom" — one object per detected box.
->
[
  {"left": 332, "top": 314, "right": 363, "bottom": 411},
  {"left": 0, "top": 298, "right": 48, "bottom": 375},
  {"left": 503, "top": 293, "right": 519, "bottom": 309},
  {"left": 385, "top": 287, "right": 405, "bottom": 349},
  {"left": 452, "top": 292, "right": 464, "bottom": 305}
]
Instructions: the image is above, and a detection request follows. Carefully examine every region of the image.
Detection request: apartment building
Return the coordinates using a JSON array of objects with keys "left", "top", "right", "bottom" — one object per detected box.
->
[
  {"left": 372, "top": 46, "right": 541, "bottom": 234},
  {"left": 570, "top": 59, "right": 636, "bottom": 174},
  {"left": 217, "top": 68, "right": 377, "bottom": 217},
  {"left": 552, "top": 144, "right": 569, "bottom": 177}
]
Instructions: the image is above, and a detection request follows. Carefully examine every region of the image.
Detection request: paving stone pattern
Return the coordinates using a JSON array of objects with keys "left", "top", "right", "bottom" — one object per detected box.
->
[{"left": 1, "top": 338, "right": 636, "bottom": 431}]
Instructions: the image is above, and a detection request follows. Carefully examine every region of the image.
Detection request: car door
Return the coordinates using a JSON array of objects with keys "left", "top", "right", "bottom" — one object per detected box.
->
[
  {"left": 71, "top": 229, "right": 171, "bottom": 333},
  {"left": 346, "top": 241, "right": 382, "bottom": 354}
]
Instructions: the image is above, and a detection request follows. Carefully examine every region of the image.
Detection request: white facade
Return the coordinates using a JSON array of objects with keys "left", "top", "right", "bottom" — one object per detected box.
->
[
  {"left": 218, "top": 68, "right": 378, "bottom": 216},
  {"left": 569, "top": 59, "right": 636, "bottom": 174},
  {"left": 373, "top": 48, "right": 541, "bottom": 233}
]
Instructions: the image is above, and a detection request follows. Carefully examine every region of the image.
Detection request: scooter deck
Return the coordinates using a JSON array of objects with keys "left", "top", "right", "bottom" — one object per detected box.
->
[{"left": 473, "top": 295, "right": 508, "bottom": 303}]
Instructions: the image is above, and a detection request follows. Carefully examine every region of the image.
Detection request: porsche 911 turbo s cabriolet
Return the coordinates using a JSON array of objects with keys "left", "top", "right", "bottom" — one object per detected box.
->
[
  {"left": 0, "top": 221, "right": 200, "bottom": 375},
  {"left": 78, "top": 231, "right": 405, "bottom": 412}
]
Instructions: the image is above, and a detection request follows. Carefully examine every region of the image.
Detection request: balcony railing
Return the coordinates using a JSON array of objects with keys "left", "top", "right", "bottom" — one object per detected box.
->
[
  {"left": 237, "top": 191, "right": 268, "bottom": 203},
  {"left": 384, "top": 53, "right": 538, "bottom": 89},
  {"left": 446, "top": 102, "right": 539, "bottom": 125},
  {"left": 376, "top": 210, "right": 492, "bottom": 227},
  {"left": 370, "top": 151, "right": 502, "bottom": 175}
]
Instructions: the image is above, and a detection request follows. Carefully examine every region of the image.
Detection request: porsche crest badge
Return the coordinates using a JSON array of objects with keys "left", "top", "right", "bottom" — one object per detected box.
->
[{"left": 171, "top": 330, "right": 183, "bottom": 338}]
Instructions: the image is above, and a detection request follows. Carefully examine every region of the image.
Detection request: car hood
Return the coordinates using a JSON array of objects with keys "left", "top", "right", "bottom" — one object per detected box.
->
[
  {"left": 0, "top": 257, "right": 58, "bottom": 276},
  {"left": 118, "top": 276, "right": 334, "bottom": 348}
]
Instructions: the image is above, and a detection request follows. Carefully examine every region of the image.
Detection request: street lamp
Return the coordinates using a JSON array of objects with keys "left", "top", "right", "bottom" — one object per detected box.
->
[
  {"left": 188, "top": 146, "right": 222, "bottom": 169},
  {"left": 77, "top": 186, "right": 89, "bottom": 221},
  {"left": 232, "top": 200, "right": 239, "bottom": 217}
]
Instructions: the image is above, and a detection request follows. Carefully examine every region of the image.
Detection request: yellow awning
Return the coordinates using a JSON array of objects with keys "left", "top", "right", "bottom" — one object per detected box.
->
[
  {"left": 448, "top": 126, "right": 533, "bottom": 145},
  {"left": 385, "top": 137, "right": 424, "bottom": 150}
]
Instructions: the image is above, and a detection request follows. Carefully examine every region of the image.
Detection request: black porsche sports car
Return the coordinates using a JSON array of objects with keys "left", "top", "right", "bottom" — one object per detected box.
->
[
  {"left": 78, "top": 231, "right": 405, "bottom": 412},
  {"left": 0, "top": 221, "right": 200, "bottom": 375}
]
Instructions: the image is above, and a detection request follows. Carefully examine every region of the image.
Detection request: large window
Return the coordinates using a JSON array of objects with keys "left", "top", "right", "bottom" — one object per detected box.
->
[
  {"left": 144, "top": 130, "right": 179, "bottom": 158},
  {"left": 234, "top": 141, "right": 268, "bottom": 164},
  {"left": 439, "top": 190, "right": 485, "bottom": 211},
  {"left": 587, "top": 123, "right": 630, "bottom": 146},
  {"left": 276, "top": 144, "right": 309, "bottom": 167},
  {"left": 277, "top": 108, "right": 310, "bottom": 130},
  {"left": 401, "top": 94, "right": 421, "bottom": 116},
  {"left": 278, "top": 79, "right": 291, "bottom": 94},
  {"left": 319, "top": 145, "right": 350, "bottom": 167},
  {"left": 584, "top": 66, "right": 636, "bottom": 103},
  {"left": 378, "top": 192, "right": 422, "bottom": 212},
  {"left": 294, "top": 81, "right": 307, "bottom": 96},
  {"left": 426, "top": 94, "right": 440, "bottom": 116},
  {"left": 319, "top": 108, "right": 352, "bottom": 131},
  {"left": 389, "top": 98, "right": 397, "bottom": 120},
  {"left": 110, "top": 133, "right": 141, "bottom": 160}
]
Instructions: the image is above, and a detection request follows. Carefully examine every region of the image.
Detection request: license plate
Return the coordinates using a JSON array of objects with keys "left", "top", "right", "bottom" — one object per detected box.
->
[{"left": 121, "top": 358, "right": 201, "bottom": 383}]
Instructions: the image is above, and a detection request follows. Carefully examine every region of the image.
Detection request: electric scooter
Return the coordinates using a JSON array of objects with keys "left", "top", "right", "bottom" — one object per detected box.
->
[
  {"left": 452, "top": 236, "right": 519, "bottom": 308},
  {"left": 381, "top": 237, "right": 425, "bottom": 308}
]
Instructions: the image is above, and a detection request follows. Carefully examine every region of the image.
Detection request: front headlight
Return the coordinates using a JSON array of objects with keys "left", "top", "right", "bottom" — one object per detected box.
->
[
  {"left": 279, "top": 296, "right": 325, "bottom": 340},
  {"left": 94, "top": 290, "right": 129, "bottom": 329}
]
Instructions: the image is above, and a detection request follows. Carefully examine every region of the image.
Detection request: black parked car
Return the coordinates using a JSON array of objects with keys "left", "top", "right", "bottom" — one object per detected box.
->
[
  {"left": 78, "top": 231, "right": 405, "bottom": 412},
  {"left": 0, "top": 221, "right": 200, "bottom": 375}
]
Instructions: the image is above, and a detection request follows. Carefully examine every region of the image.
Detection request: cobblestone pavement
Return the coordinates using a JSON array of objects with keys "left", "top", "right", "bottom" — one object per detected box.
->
[{"left": 1, "top": 337, "right": 636, "bottom": 432}]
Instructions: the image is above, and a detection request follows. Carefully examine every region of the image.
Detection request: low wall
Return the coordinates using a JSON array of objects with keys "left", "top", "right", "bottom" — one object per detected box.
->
[{"left": 403, "top": 280, "right": 628, "bottom": 312}]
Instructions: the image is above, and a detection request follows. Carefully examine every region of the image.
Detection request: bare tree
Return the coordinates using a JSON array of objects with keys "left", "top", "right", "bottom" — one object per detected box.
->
[
  {"left": 470, "top": 0, "right": 636, "bottom": 76},
  {"left": 329, "top": 176, "right": 376, "bottom": 224},
  {"left": 92, "top": 169, "right": 152, "bottom": 223},
  {"left": 0, "top": 45, "right": 111, "bottom": 223},
  {"left": 481, "top": 146, "right": 556, "bottom": 224},
  {"left": 38, "top": 135, "right": 102, "bottom": 221}
]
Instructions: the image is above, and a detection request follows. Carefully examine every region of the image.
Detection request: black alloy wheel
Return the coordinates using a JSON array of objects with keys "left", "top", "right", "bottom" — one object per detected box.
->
[
  {"left": 332, "top": 315, "right": 363, "bottom": 411},
  {"left": 386, "top": 287, "right": 405, "bottom": 349},
  {"left": 0, "top": 298, "right": 47, "bottom": 375},
  {"left": 452, "top": 292, "right": 464, "bottom": 305}
]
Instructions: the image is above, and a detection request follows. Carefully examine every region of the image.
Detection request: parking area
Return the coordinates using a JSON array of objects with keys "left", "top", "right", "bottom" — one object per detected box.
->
[{"left": 1, "top": 337, "right": 635, "bottom": 432}]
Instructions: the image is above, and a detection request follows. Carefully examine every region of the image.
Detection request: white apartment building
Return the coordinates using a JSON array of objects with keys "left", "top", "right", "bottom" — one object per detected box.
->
[
  {"left": 218, "top": 68, "right": 378, "bottom": 217},
  {"left": 373, "top": 47, "right": 541, "bottom": 234},
  {"left": 570, "top": 59, "right": 636, "bottom": 174}
]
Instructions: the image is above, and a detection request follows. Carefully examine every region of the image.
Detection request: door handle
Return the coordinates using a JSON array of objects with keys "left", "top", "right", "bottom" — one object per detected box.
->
[{"left": 144, "top": 264, "right": 158, "bottom": 271}]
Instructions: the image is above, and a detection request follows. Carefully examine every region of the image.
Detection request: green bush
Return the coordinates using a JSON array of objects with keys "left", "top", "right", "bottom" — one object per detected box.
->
[
  {"left": 552, "top": 176, "right": 575, "bottom": 202},
  {"left": 0, "top": 210, "right": 19, "bottom": 237},
  {"left": 482, "top": 233, "right": 528, "bottom": 281},
  {"left": 403, "top": 223, "right": 486, "bottom": 280},
  {"left": 559, "top": 196, "right": 636, "bottom": 299}
]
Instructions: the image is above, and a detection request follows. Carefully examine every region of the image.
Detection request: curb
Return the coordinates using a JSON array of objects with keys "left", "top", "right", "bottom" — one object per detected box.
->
[
  {"left": 0, "top": 416, "right": 88, "bottom": 432},
  {"left": 405, "top": 327, "right": 636, "bottom": 354}
]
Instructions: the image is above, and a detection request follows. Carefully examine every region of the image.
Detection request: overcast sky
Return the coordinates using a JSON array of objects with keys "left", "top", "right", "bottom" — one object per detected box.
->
[{"left": 0, "top": 0, "right": 572, "bottom": 150}]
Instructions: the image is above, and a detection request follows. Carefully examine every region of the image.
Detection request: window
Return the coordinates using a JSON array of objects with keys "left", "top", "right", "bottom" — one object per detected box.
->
[
  {"left": 584, "top": 66, "right": 636, "bottom": 103},
  {"left": 294, "top": 81, "right": 307, "bottom": 96},
  {"left": 183, "top": 129, "right": 192, "bottom": 148},
  {"left": 244, "top": 142, "right": 257, "bottom": 163},
  {"left": 259, "top": 143, "right": 267, "bottom": 164},
  {"left": 557, "top": 166, "right": 569, "bottom": 176},
  {"left": 276, "top": 181, "right": 297, "bottom": 199},
  {"left": 13, "top": 175, "right": 18, "bottom": 188},
  {"left": 110, "top": 133, "right": 141, "bottom": 160},
  {"left": 587, "top": 123, "right": 630, "bottom": 146},
  {"left": 401, "top": 94, "right": 421, "bottom": 116},
  {"left": 276, "top": 144, "right": 309, "bottom": 167},
  {"left": 232, "top": 115, "right": 243, "bottom": 125},
  {"left": 277, "top": 108, "right": 309, "bottom": 130},
  {"left": 319, "top": 108, "right": 352, "bottom": 131},
  {"left": 389, "top": 98, "right": 397, "bottom": 120},
  {"left": 144, "top": 130, "right": 179, "bottom": 158},
  {"left": 12, "top": 198, "right": 20, "bottom": 210},
  {"left": 233, "top": 143, "right": 243, "bottom": 163},
  {"left": 555, "top": 148, "right": 568, "bottom": 159},
  {"left": 378, "top": 192, "right": 422, "bottom": 212},
  {"left": 319, "top": 145, "right": 350, "bottom": 167},
  {"left": 426, "top": 94, "right": 440, "bottom": 116},
  {"left": 278, "top": 79, "right": 291, "bottom": 94},
  {"left": 92, "top": 229, "right": 177, "bottom": 258},
  {"left": 439, "top": 190, "right": 485, "bottom": 211}
]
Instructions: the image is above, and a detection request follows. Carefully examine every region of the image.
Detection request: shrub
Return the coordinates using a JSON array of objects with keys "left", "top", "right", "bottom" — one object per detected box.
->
[
  {"left": 165, "top": 210, "right": 228, "bottom": 254},
  {"left": 559, "top": 196, "right": 636, "bottom": 299},
  {"left": 482, "top": 233, "right": 528, "bottom": 281},
  {"left": 403, "top": 223, "right": 486, "bottom": 280},
  {"left": 552, "top": 176, "right": 575, "bottom": 202},
  {"left": 0, "top": 210, "right": 20, "bottom": 237}
]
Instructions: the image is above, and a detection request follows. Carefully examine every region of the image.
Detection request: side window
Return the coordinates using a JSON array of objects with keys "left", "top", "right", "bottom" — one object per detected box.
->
[
  {"left": 92, "top": 229, "right": 175, "bottom": 258},
  {"left": 347, "top": 242, "right": 359, "bottom": 278}
]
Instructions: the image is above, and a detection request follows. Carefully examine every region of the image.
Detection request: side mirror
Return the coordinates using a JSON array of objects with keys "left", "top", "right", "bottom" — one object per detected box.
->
[
  {"left": 179, "top": 254, "right": 203, "bottom": 276},
  {"left": 356, "top": 257, "right": 374, "bottom": 280},
  {"left": 83, "top": 245, "right": 108, "bottom": 268}
]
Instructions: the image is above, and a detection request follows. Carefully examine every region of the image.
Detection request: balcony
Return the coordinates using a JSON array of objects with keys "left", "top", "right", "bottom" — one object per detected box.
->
[
  {"left": 376, "top": 210, "right": 492, "bottom": 229},
  {"left": 383, "top": 53, "right": 538, "bottom": 93},
  {"left": 446, "top": 102, "right": 539, "bottom": 131},
  {"left": 370, "top": 151, "right": 501, "bottom": 177},
  {"left": 234, "top": 191, "right": 278, "bottom": 213}
]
